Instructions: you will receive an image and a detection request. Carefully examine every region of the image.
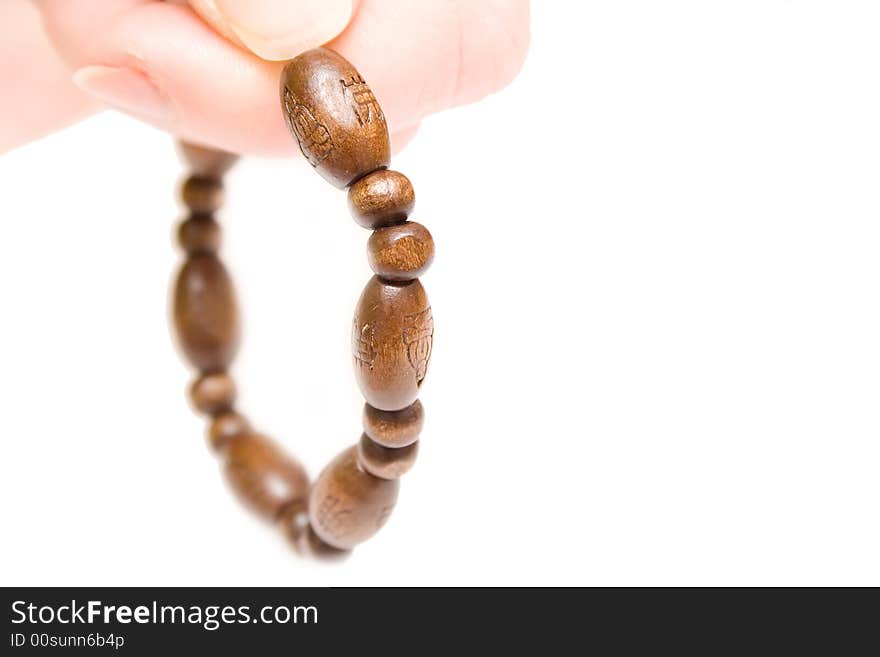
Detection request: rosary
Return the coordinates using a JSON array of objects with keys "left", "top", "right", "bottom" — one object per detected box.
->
[{"left": 170, "top": 49, "right": 433, "bottom": 557}]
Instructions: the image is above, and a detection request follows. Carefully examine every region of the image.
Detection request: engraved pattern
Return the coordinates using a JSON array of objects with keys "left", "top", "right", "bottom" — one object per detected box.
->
[
  {"left": 352, "top": 319, "right": 376, "bottom": 369},
  {"left": 402, "top": 307, "right": 433, "bottom": 382},
  {"left": 283, "top": 86, "right": 334, "bottom": 166},
  {"left": 315, "top": 494, "right": 352, "bottom": 539},
  {"left": 340, "top": 75, "right": 384, "bottom": 127}
]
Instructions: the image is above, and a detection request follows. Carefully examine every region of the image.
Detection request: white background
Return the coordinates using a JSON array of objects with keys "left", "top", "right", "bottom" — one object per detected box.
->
[{"left": 1, "top": 1, "right": 879, "bottom": 586}]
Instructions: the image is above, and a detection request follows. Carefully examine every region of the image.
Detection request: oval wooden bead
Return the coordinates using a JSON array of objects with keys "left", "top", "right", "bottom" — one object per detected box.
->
[
  {"left": 308, "top": 445, "right": 399, "bottom": 550},
  {"left": 189, "top": 372, "right": 236, "bottom": 415},
  {"left": 362, "top": 401, "right": 423, "bottom": 448},
  {"left": 172, "top": 254, "right": 241, "bottom": 371},
  {"left": 367, "top": 222, "right": 434, "bottom": 281},
  {"left": 177, "top": 214, "right": 221, "bottom": 254},
  {"left": 352, "top": 276, "right": 433, "bottom": 411},
  {"left": 302, "top": 526, "right": 351, "bottom": 560},
  {"left": 357, "top": 433, "right": 418, "bottom": 480},
  {"left": 279, "top": 502, "right": 350, "bottom": 560},
  {"left": 178, "top": 141, "right": 239, "bottom": 178},
  {"left": 348, "top": 170, "right": 415, "bottom": 229},
  {"left": 207, "top": 410, "right": 250, "bottom": 451},
  {"left": 181, "top": 176, "right": 224, "bottom": 214},
  {"left": 280, "top": 48, "right": 390, "bottom": 188},
  {"left": 224, "top": 434, "right": 310, "bottom": 521}
]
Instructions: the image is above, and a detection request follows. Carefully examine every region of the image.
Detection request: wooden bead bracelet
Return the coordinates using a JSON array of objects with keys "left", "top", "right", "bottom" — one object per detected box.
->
[{"left": 171, "top": 48, "right": 434, "bottom": 557}]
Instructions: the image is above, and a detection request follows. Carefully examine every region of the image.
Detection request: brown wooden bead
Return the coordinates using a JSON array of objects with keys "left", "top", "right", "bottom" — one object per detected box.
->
[
  {"left": 279, "top": 502, "right": 350, "bottom": 560},
  {"left": 224, "top": 433, "right": 310, "bottom": 521},
  {"left": 367, "top": 221, "right": 434, "bottom": 281},
  {"left": 178, "top": 141, "right": 239, "bottom": 178},
  {"left": 207, "top": 411, "right": 251, "bottom": 451},
  {"left": 280, "top": 48, "right": 390, "bottom": 188},
  {"left": 302, "top": 526, "right": 351, "bottom": 560},
  {"left": 352, "top": 276, "right": 432, "bottom": 411},
  {"left": 177, "top": 214, "right": 221, "bottom": 254},
  {"left": 172, "top": 254, "right": 241, "bottom": 371},
  {"left": 362, "top": 401, "right": 423, "bottom": 448},
  {"left": 348, "top": 170, "right": 415, "bottom": 229},
  {"left": 308, "top": 445, "right": 399, "bottom": 550},
  {"left": 189, "top": 372, "right": 236, "bottom": 415},
  {"left": 357, "top": 433, "right": 418, "bottom": 480},
  {"left": 181, "top": 175, "right": 224, "bottom": 213}
]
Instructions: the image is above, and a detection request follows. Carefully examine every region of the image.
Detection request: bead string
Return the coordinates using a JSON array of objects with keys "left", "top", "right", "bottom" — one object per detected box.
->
[{"left": 170, "top": 48, "right": 434, "bottom": 557}]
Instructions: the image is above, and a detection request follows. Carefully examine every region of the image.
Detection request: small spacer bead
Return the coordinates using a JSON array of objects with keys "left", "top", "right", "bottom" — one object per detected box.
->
[
  {"left": 207, "top": 410, "right": 250, "bottom": 452},
  {"left": 181, "top": 175, "right": 224, "bottom": 213},
  {"left": 177, "top": 214, "right": 221, "bottom": 254},
  {"left": 367, "top": 221, "right": 434, "bottom": 281},
  {"left": 357, "top": 433, "right": 419, "bottom": 480},
  {"left": 362, "top": 400, "right": 423, "bottom": 448},
  {"left": 189, "top": 372, "right": 236, "bottom": 415},
  {"left": 178, "top": 141, "right": 239, "bottom": 178},
  {"left": 348, "top": 169, "right": 415, "bottom": 229}
]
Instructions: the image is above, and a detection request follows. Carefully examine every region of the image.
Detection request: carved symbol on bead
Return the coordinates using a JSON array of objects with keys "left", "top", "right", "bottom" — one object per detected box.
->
[
  {"left": 283, "top": 86, "right": 334, "bottom": 166},
  {"left": 402, "top": 307, "right": 433, "bottom": 383},
  {"left": 316, "top": 494, "right": 352, "bottom": 539},
  {"left": 352, "top": 319, "right": 376, "bottom": 370},
  {"left": 340, "top": 75, "right": 384, "bottom": 127}
]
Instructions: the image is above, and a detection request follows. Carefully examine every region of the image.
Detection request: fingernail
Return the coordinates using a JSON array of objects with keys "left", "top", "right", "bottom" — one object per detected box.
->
[
  {"left": 212, "top": 0, "right": 354, "bottom": 61},
  {"left": 72, "top": 65, "right": 174, "bottom": 124}
]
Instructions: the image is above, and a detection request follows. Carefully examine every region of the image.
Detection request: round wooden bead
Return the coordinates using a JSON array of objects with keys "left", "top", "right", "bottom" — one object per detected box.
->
[
  {"left": 177, "top": 214, "right": 221, "bottom": 254},
  {"left": 367, "top": 222, "right": 434, "bottom": 281},
  {"left": 224, "top": 433, "right": 310, "bottom": 521},
  {"left": 280, "top": 48, "right": 390, "bottom": 188},
  {"left": 189, "top": 372, "right": 236, "bottom": 415},
  {"left": 348, "top": 170, "right": 415, "bottom": 229},
  {"left": 178, "top": 141, "right": 239, "bottom": 178},
  {"left": 181, "top": 176, "right": 224, "bottom": 213},
  {"left": 357, "top": 433, "right": 418, "bottom": 480},
  {"left": 308, "top": 445, "right": 399, "bottom": 550},
  {"left": 172, "top": 254, "right": 241, "bottom": 371},
  {"left": 352, "top": 276, "right": 432, "bottom": 411},
  {"left": 207, "top": 411, "right": 250, "bottom": 451},
  {"left": 362, "top": 401, "right": 423, "bottom": 448}
]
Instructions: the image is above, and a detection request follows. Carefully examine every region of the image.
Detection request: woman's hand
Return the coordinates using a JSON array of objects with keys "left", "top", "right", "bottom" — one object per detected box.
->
[{"left": 26, "top": 0, "right": 529, "bottom": 156}]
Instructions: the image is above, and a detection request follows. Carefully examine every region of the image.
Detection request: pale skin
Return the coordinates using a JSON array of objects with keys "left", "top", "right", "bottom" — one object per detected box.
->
[{"left": 2, "top": 0, "right": 530, "bottom": 155}]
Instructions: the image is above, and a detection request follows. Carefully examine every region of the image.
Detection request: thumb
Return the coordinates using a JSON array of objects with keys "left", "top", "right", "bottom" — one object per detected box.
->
[{"left": 188, "top": 0, "right": 355, "bottom": 61}]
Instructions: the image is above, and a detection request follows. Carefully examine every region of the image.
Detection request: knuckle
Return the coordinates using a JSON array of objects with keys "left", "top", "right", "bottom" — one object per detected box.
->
[{"left": 457, "top": 0, "right": 530, "bottom": 102}]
